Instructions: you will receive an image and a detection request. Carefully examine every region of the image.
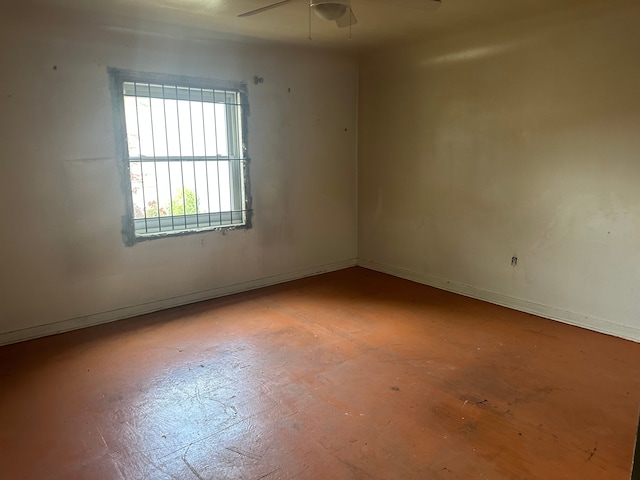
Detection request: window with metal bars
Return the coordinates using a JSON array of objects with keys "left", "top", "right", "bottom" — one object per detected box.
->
[{"left": 109, "top": 68, "right": 251, "bottom": 245}]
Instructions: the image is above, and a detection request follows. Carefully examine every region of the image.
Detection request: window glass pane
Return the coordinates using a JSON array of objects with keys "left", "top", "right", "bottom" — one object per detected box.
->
[
  {"left": 163, "top": 93, "right": 181, "bottom": 157},
  {"left": 130, "top": 161, "right": 145, "bottom": 219},
  {"left": 177, "top": 99, "right": 193, "bottom": 157},
  {"left": 150, "top": 97, "right": 168, "bottom": 158},
  {"left": 117, "top": 72, "right": 247, "bottom": 238},
  {"left": 141, "top": 161, "right": 159, "bottom": 218},
  {"left": 194, "top": 161, "right": 210, "bottom": 214},
  {"left": 218, "top": 160, "right": 231, "bottom": 212},
  {"left": 215, "top": 104, "right": 228, "bottom": 157},
  {"left": 124, "top": 96, "right": 140, "bottom": 158},
  {"left": 137, "top": 96, "right": 155, "bottom": 158}
]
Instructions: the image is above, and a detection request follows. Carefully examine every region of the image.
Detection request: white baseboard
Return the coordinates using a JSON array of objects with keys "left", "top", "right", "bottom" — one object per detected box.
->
[
  {"left": 358, "top": 258, "right": 640, "bottom": 343},
  {"left": 0, "top": 259, "right": 357, "bottom": 346}
]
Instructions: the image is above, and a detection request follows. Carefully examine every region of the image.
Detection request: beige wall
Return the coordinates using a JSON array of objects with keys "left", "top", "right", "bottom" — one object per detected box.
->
[
  {"left": 358, "top": 3, "right": 640, "bottom": 340},
  {"left": 0, "top": 10, "right": 358, "bottom": 344},
  {"left": 2, "top": 3, "right": 639, "bottom": 344}
]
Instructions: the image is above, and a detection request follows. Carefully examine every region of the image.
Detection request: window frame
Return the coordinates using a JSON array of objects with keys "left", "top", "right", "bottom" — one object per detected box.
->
[{"left": 108, "top": 68, "right": 252, "bottom": 246}]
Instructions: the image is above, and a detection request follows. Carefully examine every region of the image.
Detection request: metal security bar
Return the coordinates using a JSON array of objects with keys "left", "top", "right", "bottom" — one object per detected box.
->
[{"left": 115, "top": 74, "right": 249, "bottom": 238}]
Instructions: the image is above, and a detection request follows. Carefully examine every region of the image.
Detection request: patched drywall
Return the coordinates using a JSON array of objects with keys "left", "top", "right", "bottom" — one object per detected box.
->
[
  {"left": 358, "top": 2, "right": 640, "bottom": 340},
  {"left": 0, "top": 9, "right": 358, "bottom": 343}
]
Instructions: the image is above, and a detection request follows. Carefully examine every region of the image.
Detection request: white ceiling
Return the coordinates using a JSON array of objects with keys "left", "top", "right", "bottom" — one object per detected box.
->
[{"left": 14, "top": 0, "right": 612, "bottom": 50}]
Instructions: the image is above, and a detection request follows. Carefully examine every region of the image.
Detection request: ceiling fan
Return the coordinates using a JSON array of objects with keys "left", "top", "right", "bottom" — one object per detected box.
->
[{"left": 238, "top": 0, "right": 442, "bottom": 29}]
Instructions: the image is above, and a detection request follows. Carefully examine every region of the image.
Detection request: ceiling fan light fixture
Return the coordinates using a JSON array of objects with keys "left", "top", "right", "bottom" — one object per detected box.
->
[{"left": 310, "top": 1, "right": 348, "bottom": 21}]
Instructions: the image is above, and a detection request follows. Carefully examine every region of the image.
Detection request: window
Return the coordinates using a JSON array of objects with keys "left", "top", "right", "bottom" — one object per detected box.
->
[{"left": 109, "top": 68, "right": 251, "bottom": 244}]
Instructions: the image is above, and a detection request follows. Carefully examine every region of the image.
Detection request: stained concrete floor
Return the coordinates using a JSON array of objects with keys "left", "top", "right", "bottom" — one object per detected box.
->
[{"left": 1, "top": 267, "right": 639, "bottom": 479}]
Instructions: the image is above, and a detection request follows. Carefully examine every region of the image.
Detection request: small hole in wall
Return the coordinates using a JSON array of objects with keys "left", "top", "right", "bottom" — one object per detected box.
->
[
  {"left": 511, "top": 256, "right": 518, "bottom": 267},
  {"left": 53, "top": 65, "right": 57, "bottom": 70}
]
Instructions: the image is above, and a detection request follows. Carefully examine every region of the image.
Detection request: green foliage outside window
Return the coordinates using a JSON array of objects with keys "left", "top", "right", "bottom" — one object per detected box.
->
[{"left": 145, "top": 188, "right": 199, "bottom": 218}]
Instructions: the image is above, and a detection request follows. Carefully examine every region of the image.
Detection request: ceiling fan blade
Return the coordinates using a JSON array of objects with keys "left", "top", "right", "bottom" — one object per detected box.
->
[
  {"left": 238, "top": 0, "right": 298, "bottom": 17},
  {"left": 335, "top": 8, "right": 357, "bottom": 28}
]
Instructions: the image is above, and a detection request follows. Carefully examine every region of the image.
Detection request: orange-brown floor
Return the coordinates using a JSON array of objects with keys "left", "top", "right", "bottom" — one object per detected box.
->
[{"left": 1, "top": 267, "right": 639, "bottom": 479}]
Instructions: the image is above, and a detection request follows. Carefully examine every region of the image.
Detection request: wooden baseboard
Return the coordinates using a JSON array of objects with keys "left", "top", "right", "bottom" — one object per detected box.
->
[
  {"left": 0, "top": 259, "right": 358, "bottom": 346},
  {"left": 358, "top": 259, "right": 640, "bottom": 343}
]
